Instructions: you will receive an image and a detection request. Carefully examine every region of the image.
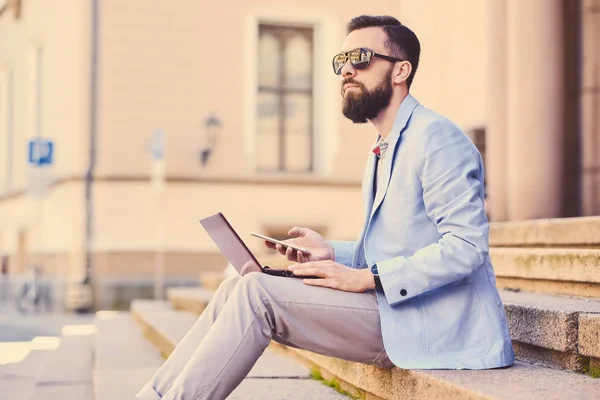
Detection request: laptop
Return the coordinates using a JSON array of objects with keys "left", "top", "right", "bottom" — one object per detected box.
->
[{"left": 199, "top": 213, "right": 318, "bottom": 279}]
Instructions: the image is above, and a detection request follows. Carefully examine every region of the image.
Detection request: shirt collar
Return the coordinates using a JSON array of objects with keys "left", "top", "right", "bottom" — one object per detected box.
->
[
  {"left": 371, "top": 135, "right": 389, "bottom": 158},
  {"left": 370, "top": 93, "right": 419, "bottom": 159}
]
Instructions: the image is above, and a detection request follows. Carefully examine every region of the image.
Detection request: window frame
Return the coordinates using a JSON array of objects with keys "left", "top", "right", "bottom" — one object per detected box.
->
[{"left": 256, "top": 24, "right": 315, "bottom": 173}]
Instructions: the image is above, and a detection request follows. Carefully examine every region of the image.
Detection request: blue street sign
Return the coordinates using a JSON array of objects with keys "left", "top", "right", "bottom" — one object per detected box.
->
[{"left": 28, "top": 139, "right": 54, "bottom": 166}]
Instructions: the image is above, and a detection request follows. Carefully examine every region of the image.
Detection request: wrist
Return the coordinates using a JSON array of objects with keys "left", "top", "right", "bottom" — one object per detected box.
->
[
  {"left": 370, "top": 264, "right": 383, "bottom": 291},
  {"left": 364, "top": 268, "right": 376, "bottom": 290}
]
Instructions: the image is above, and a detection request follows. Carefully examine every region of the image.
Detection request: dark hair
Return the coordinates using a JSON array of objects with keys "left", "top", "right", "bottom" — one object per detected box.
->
[{"left": 347, "top": 15, "right": 420, "bottom": 89}]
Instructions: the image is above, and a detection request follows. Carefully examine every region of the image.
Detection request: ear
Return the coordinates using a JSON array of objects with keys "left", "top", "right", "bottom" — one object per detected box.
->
[{"left": 393, "top": 61, "right": 412, "bottom": 85}]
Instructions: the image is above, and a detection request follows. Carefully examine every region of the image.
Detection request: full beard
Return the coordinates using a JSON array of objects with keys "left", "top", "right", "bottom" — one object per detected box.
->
[{"left": 342, "top": 68, "right": 394, "bottom": 124}]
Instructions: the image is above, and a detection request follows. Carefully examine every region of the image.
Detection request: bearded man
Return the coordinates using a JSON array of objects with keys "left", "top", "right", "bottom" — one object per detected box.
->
[{"left": 137, "top": 15, "right": 514, "bottom": 400}]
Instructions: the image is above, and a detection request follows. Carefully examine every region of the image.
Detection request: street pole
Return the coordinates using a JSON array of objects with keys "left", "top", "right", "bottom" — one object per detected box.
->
[{"left": 152, "top": 130, "right": 166, "bottom": 299}]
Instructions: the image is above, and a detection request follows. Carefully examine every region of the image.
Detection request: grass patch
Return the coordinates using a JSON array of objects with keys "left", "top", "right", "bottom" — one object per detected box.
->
[
  {"left": 309, "top": 367, "right": 365, "bottom": 399},
  {"left": 584, "top": 363, "right": 600, "bottom": 378}
]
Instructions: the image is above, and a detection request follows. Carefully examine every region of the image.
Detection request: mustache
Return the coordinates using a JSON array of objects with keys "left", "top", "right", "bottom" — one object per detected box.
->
[
  {"left": 342, "top": 78, "right": 364, "bottom": 87},
  {"left": 341, "top": 78, "right": 365, "bottom": 94}
]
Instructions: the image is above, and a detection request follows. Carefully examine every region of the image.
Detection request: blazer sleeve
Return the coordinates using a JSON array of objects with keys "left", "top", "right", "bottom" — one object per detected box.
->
[
  {"left": 329, "top": 241, "right": 355, "bottom": 267},
  {"left": 377, "top": 135, "right": 489, "bottom": 306}
]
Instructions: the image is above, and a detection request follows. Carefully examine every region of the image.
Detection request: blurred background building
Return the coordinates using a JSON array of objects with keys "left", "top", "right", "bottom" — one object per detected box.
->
[{"left": 0, "top": 0, "right": 598, "bottom": 310}]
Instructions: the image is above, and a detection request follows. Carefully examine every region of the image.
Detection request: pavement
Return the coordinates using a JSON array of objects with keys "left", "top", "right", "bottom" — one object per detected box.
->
[{"left": 0, "top": 301, "right": 94, "bottom": 364}]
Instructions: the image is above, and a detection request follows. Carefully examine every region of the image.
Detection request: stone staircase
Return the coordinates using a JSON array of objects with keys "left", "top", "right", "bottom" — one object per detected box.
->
[
  {"left": 156, "top": 217, "right": 600, "bottom": 398},
  {"left": 3, "top": 217, "right": 599, "bottom": 399},
  {"left": 491, "top": 216, "right": 600, "bottom": 298},
  {"left": 0, "top": 334, "right": 94, "bottom": 400}
]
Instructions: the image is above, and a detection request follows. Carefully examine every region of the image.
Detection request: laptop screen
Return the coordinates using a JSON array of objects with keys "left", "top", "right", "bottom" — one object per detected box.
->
[{"left": 199, "top": 213, "right": 263, "bottom": 275}]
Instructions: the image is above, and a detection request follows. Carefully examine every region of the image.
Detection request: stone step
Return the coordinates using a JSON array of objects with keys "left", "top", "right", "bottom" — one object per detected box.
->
[
  {"left": 29, "top": 383, "right": 94, "bottom": 400},
  {"left": 132, "top": 299, "right": 313, "bottom": 378},
  {"left": 133, "top": 299, "right": 600, "bottom": 399},
  {"left": 0, "top": 378, "right": 35, "bottom": 400},
  {"left": 36, "top": 335, "right": 93, "bottom": 384},
  {"left": 500, "top": 290, "right": 600, "bottom": 373},
  {"left": 164, "top": 286, "right": 600, "bottom": 375},
  {"left": 489, "top": 216, "right": 600, "bottom": 247},
  {"left": 0, "top": 350, "right": 51, "bottom": 400},
  {"left": 30, "top": 335, "right": 94, "bottom": 400},
  {"left": 0, "top": 350, "right": 51, "bottom": 380},
  {"left": 491, "top": 247, "right": 600, "bottom": 298},
  {"left": 94, "top": 311, "right": 164, "bottom": 370},
  {"left": 278, "top": 345, "right": 600, "bottom": 400},
  {"left": 131, "top": 299, "right": 198, "bottom": 358},
  {"left": 167, "top": 287, "right": 214, "bottom": 314},
  {"left": 199, "top": 271, "right": 229, "bottom": 290},
  {"left": 130, "top": 300, "right": 349, "bottom": 399},
  {"left": 93, "top": 311, "right": 164, "bottom": 400}
]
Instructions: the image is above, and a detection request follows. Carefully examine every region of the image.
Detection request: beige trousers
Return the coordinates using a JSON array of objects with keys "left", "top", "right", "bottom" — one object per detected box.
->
[{"left": 136, "top": 272, "right": 393, "bottom": 400}]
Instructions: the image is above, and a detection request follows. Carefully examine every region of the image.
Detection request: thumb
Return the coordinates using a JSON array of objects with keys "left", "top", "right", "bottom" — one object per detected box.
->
[{"left": 288, "top": 226, "right": 305, "bottom": 238}]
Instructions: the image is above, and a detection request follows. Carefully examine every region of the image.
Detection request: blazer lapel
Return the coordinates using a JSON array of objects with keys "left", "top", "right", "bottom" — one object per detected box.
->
[
  {"left": 353, "top": 149, "right": 377, "bottom": 251},
  {"left": 369, "top": 94, "right": 420, "bottom": 220}
]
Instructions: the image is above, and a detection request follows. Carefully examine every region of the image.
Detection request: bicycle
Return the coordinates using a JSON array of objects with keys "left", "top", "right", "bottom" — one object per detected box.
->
[{"left": 15, "top": 267, "right": 51, "bottom": 315}]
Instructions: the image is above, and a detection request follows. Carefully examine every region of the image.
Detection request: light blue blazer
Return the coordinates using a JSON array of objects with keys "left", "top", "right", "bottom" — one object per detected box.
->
[{"left": 331, "top": 94, "right": 514, "bottom": 369}]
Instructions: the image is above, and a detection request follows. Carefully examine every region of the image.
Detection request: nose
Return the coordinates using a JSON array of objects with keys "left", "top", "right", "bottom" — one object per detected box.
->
[{"left": 340, "top": 59, "right": 357, "bottom": 78}]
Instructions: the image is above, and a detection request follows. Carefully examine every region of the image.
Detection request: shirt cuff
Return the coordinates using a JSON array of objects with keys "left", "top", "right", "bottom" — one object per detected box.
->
[
  {"left": 377, "top": 256, "right": 410, "bottom": 305},
  {"left": 328, "top": 241, "right": 354, "bottom": 267}
]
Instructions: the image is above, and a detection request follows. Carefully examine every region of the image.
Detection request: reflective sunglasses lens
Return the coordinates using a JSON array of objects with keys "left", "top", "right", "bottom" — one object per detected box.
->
[
  {"left": 333, "top": 53, "right": 347, "bottom": 75},
  {"left": 351, "top": 49, "right": 370, "bottom": 70}
]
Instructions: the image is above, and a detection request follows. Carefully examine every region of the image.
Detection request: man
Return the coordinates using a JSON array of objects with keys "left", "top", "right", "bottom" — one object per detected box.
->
[{"left": 137, "top": 15, "right": 514, "bottom": 400}]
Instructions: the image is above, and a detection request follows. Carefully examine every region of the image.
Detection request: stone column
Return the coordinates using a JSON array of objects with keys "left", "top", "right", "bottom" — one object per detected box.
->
[
  {"left": 505, "top": 0, "right": 564, "bottom": 220},
  {"left": 485, "top": 0, "right": 508, "bottom": 222}
]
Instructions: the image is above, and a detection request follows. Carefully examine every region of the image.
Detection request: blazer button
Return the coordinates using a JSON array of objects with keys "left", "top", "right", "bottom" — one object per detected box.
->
[{"left": 400, "top": 289, "right": 407, "bottom": 296}]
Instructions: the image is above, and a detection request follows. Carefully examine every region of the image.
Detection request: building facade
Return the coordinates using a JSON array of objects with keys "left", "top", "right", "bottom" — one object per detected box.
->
[{"left": 0, "top": 0, "right": 597, "bottom": 309}]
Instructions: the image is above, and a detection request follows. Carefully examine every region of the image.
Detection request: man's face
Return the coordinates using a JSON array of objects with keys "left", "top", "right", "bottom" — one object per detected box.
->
[{"left": 339, "top": 27, "right": 395, "bottom": 123}]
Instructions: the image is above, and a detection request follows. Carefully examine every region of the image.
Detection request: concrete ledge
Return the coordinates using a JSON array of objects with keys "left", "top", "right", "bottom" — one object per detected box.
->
[
  {"left": 500, "top": 290, "right": 600, "bottom": 352},
  {"left": 491, "top": 248, "right": 600, "bottom": 283},
  {"left": 164, "top": 285, "right": 600, "bottom": 374},
  {"left": 130, "top": 301, "right": 353, "bottom": 398},
  {"left": 29, "top": 383, "right": 93, "bottom": 400},
  {"left": 500, "top": 290, "right": 600, "bottom": 373},
  {"left": 37, "top": 335, "right": 93, "bottom": 384},
  {"left": 93, "top": 312, "right": 165, "bottom": 400},
  {"left": 275, "top": 344, "right": 600, "bottom": 400},
  {"left": 0, "top": 350, "right": 51, "bottom": 380},
  {"left": 94, "top": 312, "right": 163, "bottom": 370},
  {"left": 198, "top": 271, "right": 228, "bottom": 290},
  {"left": 167, "top": 287, "right": 214, "bottom": 314},
  {"left": 489, "top": 216, "right": 600, "bottom": 247},
  {"left": 496, "top": 277, "right": 600, "bottom": 299},
  {"left": 132, "top": 299, "right": 600, "bottom": 398},
  {"left": 130, "top": 301, "right": 311, "bottom": 378},
  {"left": 131, "top": 300, "right": 197, "bottom": 358},
  {"left": 511, "top": 342, "right": 587, "bottom": 372},
  {"left": 579, "top": 314, "right": 600, "bottom": 358},
  {"left": 94, "top": 368, "right": 157, "bottom": 400}
]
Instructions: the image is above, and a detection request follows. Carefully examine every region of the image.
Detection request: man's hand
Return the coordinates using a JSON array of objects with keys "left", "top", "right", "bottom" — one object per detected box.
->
[
  {"left": 265, "top": 227, "right": 335, "bottom": 263},
  {"left": 288, "top": 260, "right": 376, "bottom": 292}
]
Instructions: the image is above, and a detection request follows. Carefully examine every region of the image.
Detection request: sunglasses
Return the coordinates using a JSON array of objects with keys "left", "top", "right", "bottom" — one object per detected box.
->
[{"left": 332, "top": 48, "right": 405, "bottom": 75}]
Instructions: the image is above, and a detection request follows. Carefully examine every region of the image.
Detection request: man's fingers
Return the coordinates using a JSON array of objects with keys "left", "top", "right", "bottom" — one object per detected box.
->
[
  {"left": 297, "top": 251, "right": 306, "bottom": 263},
  {"left": 286, "top": 247, "right": 297, "bottom": 262},
  {"left": 276, "top": 244, "right": 286, "bottom": 255},
  {"left": 302, "top": 278, "right": 330, "bottom": 288},
  {"left": 265, "top": 240, "right": 276, "bottom": 249},
  {"left": 289, "top": 261, "right": 320, "bottom": 271},
  {"left": 292, "top": 267, "right": 325, "bottom": 277},
  {"left": 288, "top": 226, "right": 305, "bottom": 238}
]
